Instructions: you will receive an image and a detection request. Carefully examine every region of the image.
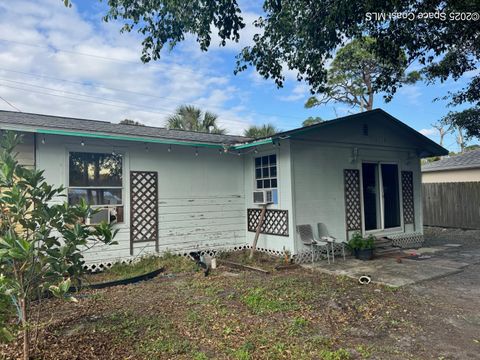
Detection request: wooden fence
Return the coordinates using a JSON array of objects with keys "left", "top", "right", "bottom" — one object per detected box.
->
[{"left": 422, "top": 182, "right": 480, "bottom": 229}]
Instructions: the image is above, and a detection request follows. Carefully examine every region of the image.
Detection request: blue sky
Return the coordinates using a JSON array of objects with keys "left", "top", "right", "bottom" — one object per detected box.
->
[{"left": 0, "top": 0, "right": 476, "bottom": 151}]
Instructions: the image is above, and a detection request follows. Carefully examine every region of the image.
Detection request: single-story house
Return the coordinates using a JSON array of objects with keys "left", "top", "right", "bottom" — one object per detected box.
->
[
  {"left": 0, "top": 109, "right": 447, "bottom": 269},
  {"left": 422, "top": 149, "right": 480, "bottom": 183}
]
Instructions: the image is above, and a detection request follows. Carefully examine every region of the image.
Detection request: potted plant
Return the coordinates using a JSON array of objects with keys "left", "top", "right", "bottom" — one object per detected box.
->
[{"left": 347, "top": 232, "right": 375, "bottom": 260}]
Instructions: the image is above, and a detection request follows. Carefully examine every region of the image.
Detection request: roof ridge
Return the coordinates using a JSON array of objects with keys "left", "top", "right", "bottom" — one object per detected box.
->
[{"left": 0, "top": 109, "right": 248, "bottom": 139}]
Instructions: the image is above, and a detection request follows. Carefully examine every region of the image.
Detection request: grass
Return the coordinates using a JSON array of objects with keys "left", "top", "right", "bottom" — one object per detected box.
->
[
  {"left": 1, "top": 250, "right": 460, "bottom": 359},
  {"left": 85, "top": 252, "right": 199, "bottom": 283}
]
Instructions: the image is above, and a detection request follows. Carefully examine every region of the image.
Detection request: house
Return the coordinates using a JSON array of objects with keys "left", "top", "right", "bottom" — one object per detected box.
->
[
  {"left": 422, "top": 149, "right": 480, "bottom": 183},
  {"left": 0, "top": 109, "right": 447, "bottom": 269},
  {"left": 422, "top": 150, "right": 480, "bottom": 229}
]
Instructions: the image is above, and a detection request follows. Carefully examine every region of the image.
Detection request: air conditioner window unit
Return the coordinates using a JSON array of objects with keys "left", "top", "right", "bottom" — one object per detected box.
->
[
  {"left": 86, "top": 208, "right": 111, "bottom": 225},
  {"left": 253, "top": 189, "right": 278, "bottom": 205}
]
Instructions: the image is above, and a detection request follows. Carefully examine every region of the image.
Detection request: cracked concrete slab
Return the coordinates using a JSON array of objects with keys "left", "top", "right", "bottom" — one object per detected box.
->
[{"left": 304, "top": 246, "right": 474, "bottom": 287}]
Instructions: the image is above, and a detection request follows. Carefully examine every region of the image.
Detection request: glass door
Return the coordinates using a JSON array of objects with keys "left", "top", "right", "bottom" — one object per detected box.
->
[{"left": 362, "top": 163, "right": 401, "bottom": 231}]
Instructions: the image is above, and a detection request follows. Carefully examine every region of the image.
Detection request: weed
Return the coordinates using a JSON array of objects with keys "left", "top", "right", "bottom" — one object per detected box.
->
[
  {"left": 356, "top": 345, "right": 372, "bottom": 358},
  {"left": 233, "top": 341, "right": 255, "bottom": 360},
  {"left": 319, "top": 348, "right": 351, "bottom": 360},
  {"left": 193, "top": 352, "right": 209, "bottom": 360},
  {"left": 288, "top": 317, "right": 309, "bottom": 335},
  {"left": 242, "top": 287, "right": 297, "bottom": 314}
]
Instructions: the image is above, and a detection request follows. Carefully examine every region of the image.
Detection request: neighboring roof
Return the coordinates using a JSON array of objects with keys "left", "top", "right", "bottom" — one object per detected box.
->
[
  {"left": 242, "top": 108, "right": 447, "bottom": 158},
  {"left": 422, "top": 149, "right": 480, "bottom": 172},
  {"left": 0, "top": 110, "right": 248, "bottom": 147}
]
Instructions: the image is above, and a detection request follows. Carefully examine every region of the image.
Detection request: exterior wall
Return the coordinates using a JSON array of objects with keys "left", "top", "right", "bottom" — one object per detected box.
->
[
  {"left": 290, "top": 119, "right": 424, "bottom": 255},
  {"left": 422, "top": 168, "right": 480, "bottom": 183},
  {"left": 35, "top": 134, "right": 246, "bottom": 265},
  {"left": 243, "top": 140, "right": 296, "bottom": 255}
]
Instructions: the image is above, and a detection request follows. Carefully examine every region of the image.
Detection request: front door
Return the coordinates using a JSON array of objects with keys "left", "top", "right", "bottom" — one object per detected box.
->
[{"left": 362, "top": 163, "right": 401, "bottom": 231}]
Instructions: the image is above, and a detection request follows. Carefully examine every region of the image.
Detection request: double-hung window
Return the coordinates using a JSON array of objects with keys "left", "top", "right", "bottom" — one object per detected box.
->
[
  {"left": 68, "top": 152, "right": 123, "bottom": 212},
  {"left": 255, "top": 154, "right": 277, "bottom": 189}
]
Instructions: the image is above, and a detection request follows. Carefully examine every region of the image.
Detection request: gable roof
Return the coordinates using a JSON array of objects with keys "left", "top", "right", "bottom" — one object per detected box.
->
[
  {"left": 0, "top": 110, "right": 248, "bottom": 147},
  {"left": 0, "top": 109, "right": 448, "bottom": 156},
  {"left": 239, "top": 109, "right": 448, "bottom": 157},
  {"left": 422, "top": 149, "right": 480, "bottom": 172}
]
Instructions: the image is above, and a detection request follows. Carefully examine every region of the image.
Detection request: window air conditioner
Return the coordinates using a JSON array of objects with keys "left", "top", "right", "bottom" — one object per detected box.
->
[
  {"left": 86, "top": 208, "right": 111, "bottom": 225},
  {"left": 253, "top": 189, "right": 278, "bottom": 205}
]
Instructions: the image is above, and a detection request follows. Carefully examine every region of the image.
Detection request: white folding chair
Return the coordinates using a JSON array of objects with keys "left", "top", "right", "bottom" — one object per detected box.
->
[
  {"left": 297, "top": 224, "right": 330, "bottom": 264},
  {"left": 318, "top": 223, "right": 346, "bottom": 261}
]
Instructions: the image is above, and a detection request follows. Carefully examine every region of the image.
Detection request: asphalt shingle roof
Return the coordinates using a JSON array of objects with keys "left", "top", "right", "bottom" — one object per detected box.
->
[
  {"left": 422, "top": 149, "right": 480, "bottom": 172},
  {"left": 0, "top": 111, "right": 248, "bottom": 145}
]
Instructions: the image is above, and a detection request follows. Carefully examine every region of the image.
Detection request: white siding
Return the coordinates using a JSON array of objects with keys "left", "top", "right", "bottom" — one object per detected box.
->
[
  {"left": 290, "top": 120, "right": 424, "bottom": 254},
  {"left": 243, "top": 140, "right": 296, "bottom": 254},
  {"left": 36, "top": 135, "right": 246, "bottom": 264}
]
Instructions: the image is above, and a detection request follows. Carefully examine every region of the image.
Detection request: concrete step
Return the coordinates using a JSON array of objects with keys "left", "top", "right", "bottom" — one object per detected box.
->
[
  {"left": 374, "top": 247, "right": 402, "bottom": 256},
  {"left": 374, "top": 237, "right": 394, "bottom": 248}
]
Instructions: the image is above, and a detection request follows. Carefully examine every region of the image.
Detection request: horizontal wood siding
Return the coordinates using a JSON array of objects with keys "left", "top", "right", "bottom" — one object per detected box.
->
[
  {"left": 35, "top": 136, "right": 247, "bottom": 265},
  {"left": 423, "top": 182, "right": 480, "bottom": 229}
]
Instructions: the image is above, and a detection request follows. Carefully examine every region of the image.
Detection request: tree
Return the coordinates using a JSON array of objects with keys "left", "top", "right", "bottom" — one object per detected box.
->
[
  {"left": 166, "top": 105, "right": 226, "bottom": 134},
  {"left": 93, "top": 1, "right": 479, "bottom": 121},
  {"left": 304, "top": 38, "right": 419, "bottom": 112},
  {"left": 431, "top": 121, "right": 453, "bottom": 147},
  {"left": 302, "top": 117, "right": 323, "bottom": 127},
  {"left": 243, "top": 124, "right": 278, "bottom": 139},
  {"left": 120, "top": 119, "right": 144, "bottom": 126},
  {"left": 441, "top": 108, "right": 480, "bottom": 140},
  {"left": 0, "top": 132, "right": 117, "bottom": 359}
]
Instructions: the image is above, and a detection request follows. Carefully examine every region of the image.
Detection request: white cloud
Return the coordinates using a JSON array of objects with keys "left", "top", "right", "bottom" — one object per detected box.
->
[
  {"left": 398, "top": 85, "right": 422, "bottom": 105},
  {"left": 419, "top": 128, "right": 438, "bottom": 137},
  {"left": 0, "top": 0, "right": 255, "bottom": 135},
  {"left": 278, "top": 83, "right": 310, "bottom": 102}
]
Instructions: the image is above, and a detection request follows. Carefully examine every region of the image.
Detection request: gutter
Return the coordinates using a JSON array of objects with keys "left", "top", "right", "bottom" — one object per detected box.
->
[
  {"left": 36, "top": 128, "right": 225, "bottom": 149},
  {"left": 231, "top": 138, "right": 274, "bottom": 150}
]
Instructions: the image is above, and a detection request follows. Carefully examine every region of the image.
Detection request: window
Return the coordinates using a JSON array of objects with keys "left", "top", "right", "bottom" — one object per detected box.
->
[
  {"left": 255, "top": 154, "right": 277, "bottom": 189},
  {"left": 68, "top": 152, "right": 123, "bottom": 206}
]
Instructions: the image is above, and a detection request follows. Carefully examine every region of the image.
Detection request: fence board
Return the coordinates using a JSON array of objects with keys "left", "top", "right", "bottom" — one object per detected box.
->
[{"left": 422, "top": 182, "right": 480, "bottom": 229}]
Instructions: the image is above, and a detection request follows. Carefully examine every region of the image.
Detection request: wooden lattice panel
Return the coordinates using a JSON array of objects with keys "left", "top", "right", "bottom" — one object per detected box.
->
[
  {"left": 247, "top": 209, "right": 289, "bottom": 236},
  {"left": 130, "top": 171, "right": 159, "bottom": 254},
  {"left": 401, "top": 171, "right": 415, "bottom": 224},
  {"left": 344, "top": 169, "right": 362, "bottom": 231}
]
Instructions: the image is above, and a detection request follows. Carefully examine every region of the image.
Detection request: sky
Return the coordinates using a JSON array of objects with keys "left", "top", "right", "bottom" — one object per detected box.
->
[{"left": 0, "top": 0, "right": 477, "bottom": 152}]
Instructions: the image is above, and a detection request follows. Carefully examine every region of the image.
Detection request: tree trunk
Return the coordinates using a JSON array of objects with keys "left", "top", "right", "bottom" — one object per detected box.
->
[
  {"left": 456, "top": 126, "right": 466, "bottom": 153},
  {"left": 249, "top": 204, "right": 267, "bottom": 260},
  {"left": 21, "top": 297, "right": 29, "bottom": 360}
]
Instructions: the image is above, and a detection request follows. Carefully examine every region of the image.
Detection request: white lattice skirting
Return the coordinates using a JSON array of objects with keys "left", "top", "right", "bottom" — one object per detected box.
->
[
  {"left": 82, "top": 244, "right": 287, "bottom": 272},
  {"left": 293, "top": 246, "right": 344, "bottom": 264},
  {"left": 387, "top": 232, "right": 424, "bottom": 248}
]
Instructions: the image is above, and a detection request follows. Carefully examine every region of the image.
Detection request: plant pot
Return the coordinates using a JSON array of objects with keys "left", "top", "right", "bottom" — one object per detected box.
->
[
  {"left": 357, "top": 248, "right": 374, "bottom": 261},
  {"left": 352, "top": 248, "right": 359, "bottom": 259}
]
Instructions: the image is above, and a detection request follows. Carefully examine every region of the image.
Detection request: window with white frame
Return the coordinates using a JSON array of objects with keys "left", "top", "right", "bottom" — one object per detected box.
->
[
  {"left": 68, "top": 152, "right": 123, "bottom": 207},
  {"left": 254, "top": 154, "right": 277, "bottom": 189}
]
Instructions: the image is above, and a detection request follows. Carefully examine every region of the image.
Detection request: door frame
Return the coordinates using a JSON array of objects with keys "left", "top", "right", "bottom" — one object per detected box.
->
[{"left": 360, "top": 161, "right": 404, "bottom": 235}]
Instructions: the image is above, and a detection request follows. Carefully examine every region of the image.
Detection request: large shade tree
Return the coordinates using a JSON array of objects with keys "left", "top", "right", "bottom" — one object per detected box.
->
[
  {"left": 166, "top": 105, "right": 226, "bottom": 134},
  {"left": 305, "top": 37, "right": 419, "bottom": 112},
  {"left": 64, "top": 1, "right": 479, "bottom": 129}
]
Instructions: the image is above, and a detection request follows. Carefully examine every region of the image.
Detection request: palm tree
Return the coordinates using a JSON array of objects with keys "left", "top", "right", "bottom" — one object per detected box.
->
[
  {"left": 166, "top": 105, "right": 226, "bottom": 134},
  {"left": 243, "top": 124, "right": 278, "bottom": 139},
  {"left": 302, "top": 116, "right": 323, "bottom": 127}
]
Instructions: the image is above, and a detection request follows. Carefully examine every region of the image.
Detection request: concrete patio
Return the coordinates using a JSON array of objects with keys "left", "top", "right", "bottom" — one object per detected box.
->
[{"left": 304, "top": 244, "right": 480, "bottom": 287}]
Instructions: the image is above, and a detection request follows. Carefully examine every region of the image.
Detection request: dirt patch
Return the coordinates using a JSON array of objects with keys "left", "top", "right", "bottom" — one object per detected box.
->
[{"left": 2, "top": 249, "right": 479, "bottom": 359}]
